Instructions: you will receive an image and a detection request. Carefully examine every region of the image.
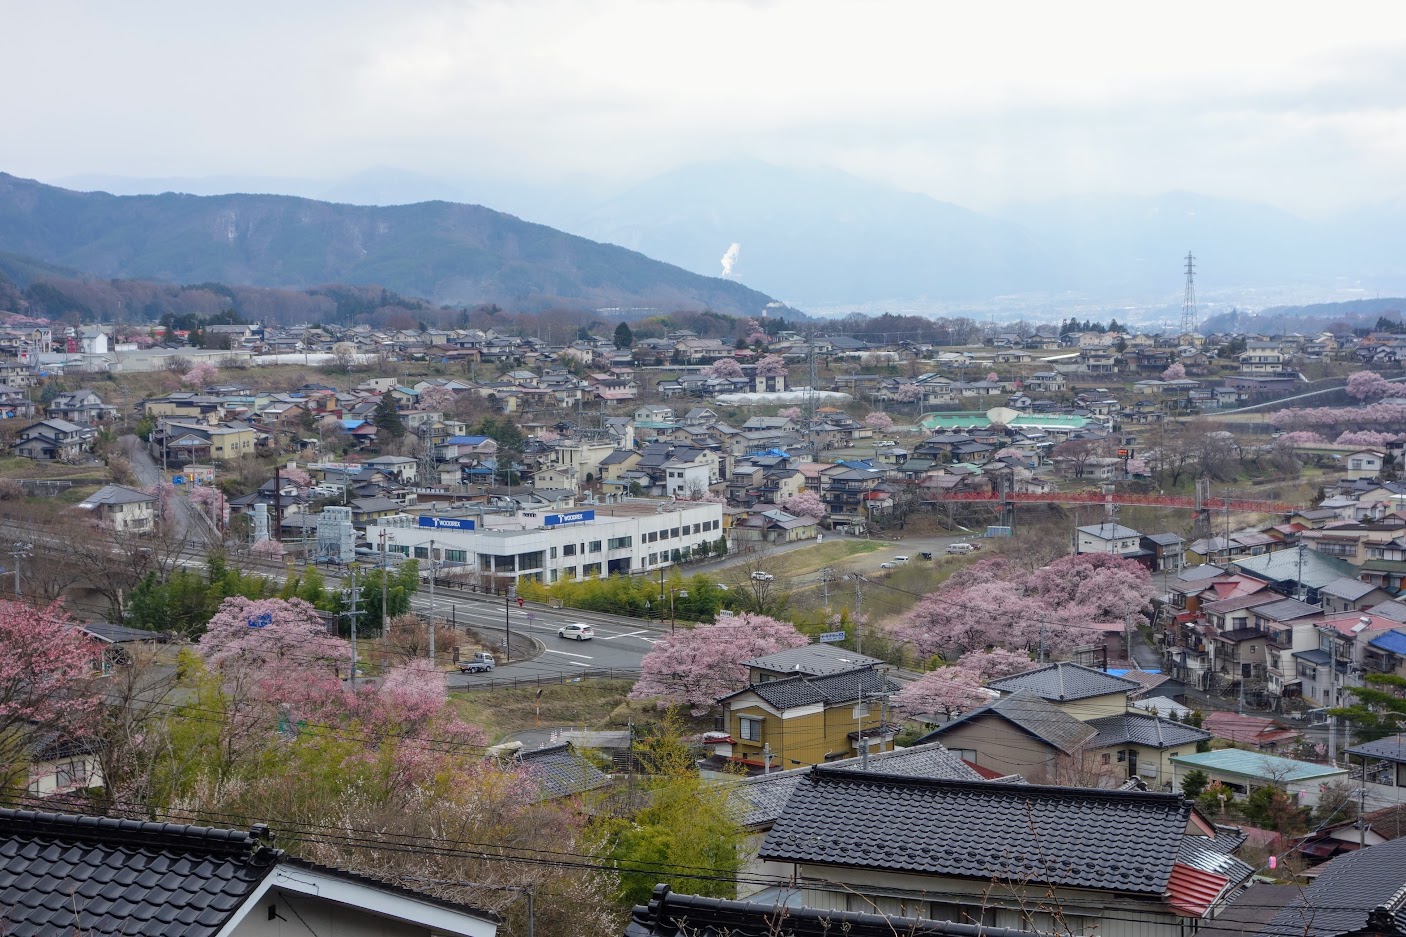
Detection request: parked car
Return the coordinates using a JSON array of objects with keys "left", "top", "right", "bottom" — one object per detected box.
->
[
  {"left": 751, "top": 571, "right": 775, "bottom": 581},
  {"left": 879, "top": 562, "right": 895, "bottom": 569},
  {"left": 892, "top": 555, "right": 910, "bottom": 564},
  {"left": 457, "top": 651, "right": 496, "bottom": 673},
  {"left": 559, "top": 623, "right": 595, "bottom": 641},
  {"left": 946, "top": 542, "right": 978, "bottom": 555}
]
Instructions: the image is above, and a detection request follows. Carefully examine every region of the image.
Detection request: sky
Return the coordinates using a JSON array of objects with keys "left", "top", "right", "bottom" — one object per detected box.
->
[{"left": 5, "top": 0, "right": 1406, "bottom": 215}]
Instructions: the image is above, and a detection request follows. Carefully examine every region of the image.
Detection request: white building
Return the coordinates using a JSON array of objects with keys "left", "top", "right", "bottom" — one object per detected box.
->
[
  {"left": 1076, "top": 522, "right": 1143, "bottom": 557},
  {"left": 371, "top": 498, "right": 724, "bottom": 584}
]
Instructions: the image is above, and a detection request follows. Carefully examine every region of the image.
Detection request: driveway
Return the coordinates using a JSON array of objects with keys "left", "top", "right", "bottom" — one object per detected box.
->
[{"left": 123, "top": 435, "right": 212, "bottom": 545}]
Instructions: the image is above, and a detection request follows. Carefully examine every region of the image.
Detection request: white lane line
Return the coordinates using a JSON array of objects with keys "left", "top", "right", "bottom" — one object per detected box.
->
[
  {"left": 600, "top": 630, "right": 648, "bottom": 640},
  {"left": 545, "top": 649, "right": 594, "bottom": 659},
  {"left": 568, "top": 661, "right": 591, "bottom": 667}
]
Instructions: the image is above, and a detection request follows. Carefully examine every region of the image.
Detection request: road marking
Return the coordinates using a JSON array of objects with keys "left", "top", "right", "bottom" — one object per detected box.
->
[
  {"left": 545, "top": 649, "right": 593, "bottom": 659},
  {"left": 600, "top": 630, "right": 648, "bottom": 640},
  {"left": 568, "top": 660, "right": 591, "bottom": 667}
]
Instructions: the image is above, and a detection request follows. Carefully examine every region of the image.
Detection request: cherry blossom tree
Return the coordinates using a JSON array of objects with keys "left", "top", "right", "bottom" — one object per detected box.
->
[
  {"left": 777, "top": 406, "right": 803, "bottom": 421},
  {"left": 1162, "top": 362, "right": 1187, "bottom": 381},
  {"left": 895, "top": 383, "right": 921, "bottom": 404},
  {"left": 190, "top": 484, "right": 230, "bottom": 526},
  {"left": 1347, "top": 370, "right": 1394, "bottom": 402},
  {"left": 629, "top": 614, "right": 809, "bottom": 713},
  {"left": 891, "top": 582, "right": 1048, "bottom": 659},
  {"left": 1277, "top": 431, "right": 1327, "bottom": 446},
  {"left": 956, "top": 647, "right": 1034, "bottom": 682},
  {"left": 994, "top": 447, "right": 1025, "bottom": 460},
  {"left": 0, "top": 600, "right": 103, "bottom": 790},
  {"left": 1027, "top": 554, "right": 1155, "bottom": 631},
  {"left": 181, "top": 361, "right": 219, "bottom": 387},
  {"left": 743, "top": 318, "right": 768, "bottom": 344},
  {"left": 198, "top": 596, "right": 349, "bottom": 720},
  {"left": 351, "top": 658, "right": 488, "bottom": 786},
  {"left": 1272, "top": 403, "right": 1406, "bottom": 429},
  {"left": 1126, "top": 457, "right": 1150, "bottom": 475},
  {"left": 704, "top": 357, "right": 744, "bottom": 379},
  {"left": 281, "top": 466, "right": 312, "bottom": 487},
  {"left": 755, "top": 355, "right": 788, "bottom": 377},
  {"left": 864, "top": 411, "right": 895, "bottom": 432},
  {"left": 985, "top": 372, "right": 999, "bottom": 383},
  {"left": 781, "top": 491, "right": 826, "bottom": 519},
  {"left": 1336, "top": 430, "right": 1398, "bottom": 447},
  {"left": 250, "top": 539, "right": 287, "bottom": 560},
  {"left": 537, "top": 428, "right": 561, "bottom": 443},
  {"left": 417, "top": 385, "right": 457, "bottom": 413},
  {"left": 892, "top": 667, "right": 985, "bottom": 719}
]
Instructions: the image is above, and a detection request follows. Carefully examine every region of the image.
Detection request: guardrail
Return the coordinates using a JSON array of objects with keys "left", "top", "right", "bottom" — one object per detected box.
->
[{"left": 454, "top": 667, "right": 641, "bottom": 692}]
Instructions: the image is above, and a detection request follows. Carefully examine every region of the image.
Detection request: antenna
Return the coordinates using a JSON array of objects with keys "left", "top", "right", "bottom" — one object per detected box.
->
[{"left": 1180, "top": 252, "right": 1197, "bottom": 335}]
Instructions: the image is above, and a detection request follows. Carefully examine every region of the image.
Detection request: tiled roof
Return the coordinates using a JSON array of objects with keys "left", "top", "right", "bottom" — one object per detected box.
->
[
  {"left": 986, "top": 661, "right": 1140, "bottom": 702},
  {"left": 744, "top": 645, "right": 883, "bottom": 677},
  {"left": 1263, "top": 838, "right": 1406, "bottom": 937},
  {"left": 1320, "top": 576, "right": 1380, "bottom": 601},
  {"left": 1085, "top": 712, "right": 1212, "bottom": 749},
  {"left": 1170, "top": 750, "right": 1346, "bottom": 783},
  {"left": 1177, "top": 834, "right": 1254, "bottom": 884},
  {"left": 518, "top": 743, "right": 612, "bottom": 800},
  {"left": 1345, "top": 733, "right": 1406, "bottom": 765},
  {"left": 729, "top": 742, "right": 982, "bottom": 829},
  {"left": 1194, "top": 885, "right": 1301, "bottom": 937},
  {"left": 0, "top": 808, "right": 276, "bottom": 936},
  {"left": 915, "top": 691, "right": 1095, "bottom": 754},
  {"left": 624, "top": 885, "right": 1033, "bottom": 937},
  {"left": 759, "top": 769, "right": 1192, "bottom": 895},
  {"left": 734, "top": 667, "right": 899, "bottom": 710}
]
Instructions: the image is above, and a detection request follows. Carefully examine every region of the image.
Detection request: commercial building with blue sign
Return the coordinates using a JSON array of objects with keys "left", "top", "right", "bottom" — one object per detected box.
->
[{"left": 371, "top": 499, "right": 724, "bottom": 584}]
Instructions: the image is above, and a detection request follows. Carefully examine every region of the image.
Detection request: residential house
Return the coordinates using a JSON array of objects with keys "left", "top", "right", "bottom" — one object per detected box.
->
[
  {"left": 1320, "top": 577, "right": 1394, "bottom": 614},
  {"left": 1345, "top": 449, "right": 1387, "bottom": 481},
  {"left": 1201, "top": 712, "right": 1303, "bottom": 752},
  {"left": 364, "top": 454, "right": 419, "bottom": 485},
  {"left": 985, "top": 662, "right": 1141, "bottom": 720},
  {"left": 1141, "top": 533, "right": 1186, "bottom": 572},
  {"left": 756, "top": 768, "right": 1251, "bottom": 935},
  {"left": 46, "top": 389, "right": 116, "bottom": 425},
  {"left": 1344, "top": 734, "right": 1406, "bottom": 811},
  {"left": 14, "top": 418, "right": 91, "bottom": 461},
  {"left": 1076, "top": 522, "right": 1145, "bottom": 559},
  {"left": 1169, "top": 749, "right": 1347, "bottom": 807},
  {"left": 76, "top": 484, "right": 158, "bottom": 532},
  {"left": 0, "top": 807, "right": 500, "bottom": 937},
  {"left": 732, "top": 509, "right": 817, "bottom": 543},
  {"left": 1264, "top": 837, "right": 1406, "bottom": 937},
  {"left": 744, "top": 645, "right": 885, "bottom": 683},
  {"left": 714, "top": 666, "right": 902, "bottom": 770}
]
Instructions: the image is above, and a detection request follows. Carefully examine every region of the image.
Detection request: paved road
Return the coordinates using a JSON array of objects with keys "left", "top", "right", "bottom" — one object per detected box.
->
[{"left": 123, "top": 435, "right": 212, "bottom": 546}]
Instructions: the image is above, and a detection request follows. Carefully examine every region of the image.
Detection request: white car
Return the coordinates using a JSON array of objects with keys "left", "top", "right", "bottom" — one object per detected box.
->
[
  {"left": 879, "top": 562, "right": 895, "bottom": 569},
  {"left": 751, "top": 571, "right": 775, "bottom": 581},
  {"left": 559, "top": 623, "right": 595, "bottom": 641}
]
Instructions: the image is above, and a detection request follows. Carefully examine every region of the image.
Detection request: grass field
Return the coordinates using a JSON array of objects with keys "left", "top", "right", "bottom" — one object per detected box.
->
[
  {"left": 451, "top": 679, "right": 641, "bottom": 742},
  {"left": 768, "top": 540, "right": 887, "bottom": 578}
]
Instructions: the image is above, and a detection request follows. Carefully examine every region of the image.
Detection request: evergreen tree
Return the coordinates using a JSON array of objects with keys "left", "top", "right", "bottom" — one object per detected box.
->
[
  {"left": 372, "top": 393, "right": 405, "bottom": 438},
  {"left": 613, "top": 321, "right": 634, "bottom": 349}
]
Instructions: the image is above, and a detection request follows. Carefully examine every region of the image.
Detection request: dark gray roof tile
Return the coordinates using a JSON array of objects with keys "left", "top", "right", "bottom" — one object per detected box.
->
[
  {"left": 760, "top": 769, "right": 1192, "bottom": 894},
  {"left": 986, "top": 661, "right": 1140, "bottom": 701}
]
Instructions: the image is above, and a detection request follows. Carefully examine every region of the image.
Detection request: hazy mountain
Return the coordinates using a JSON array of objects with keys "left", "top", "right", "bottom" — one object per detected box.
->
[
  {"left": 568, "top": 160, "right": 1065, "bottom": 307},
  {"left": 0, "top": 173, "right": 778, "bottom": 315}
]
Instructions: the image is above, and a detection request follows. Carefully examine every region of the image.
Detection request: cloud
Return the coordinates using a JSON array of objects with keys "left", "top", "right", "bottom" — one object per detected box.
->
[{"left": 3, "top": 0, "right": 1406, "bottom": 213}]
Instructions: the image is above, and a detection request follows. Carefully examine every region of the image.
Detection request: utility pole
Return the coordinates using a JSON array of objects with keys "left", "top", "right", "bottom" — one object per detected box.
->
[
  {"left": 343, "top": 562, "right": 361, "bottom": 689},
  {"left": 858, "top": 686, "right": 869, "bottom": 769},
  {"left": 503, "top": 583, "right": 513, "bottom": 663},
  {"left": 854, "top": 575, "right": 865, "bottom": 654},
  {"left": 427, "top": 538, "right": 436, "bottom": 665},
  {"left": 273, "top": 465, "right": 283, "bottom": 542},
  {"left": 378, "top": 530, "right": 388, "bottom": 638}
]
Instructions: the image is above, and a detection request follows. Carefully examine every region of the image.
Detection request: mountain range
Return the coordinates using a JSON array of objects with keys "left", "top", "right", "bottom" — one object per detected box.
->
[
  {"left": 26, "top": 161, "right": 1406, "bottom": 316},
  {"left": 0, "top": 173, "right": 777, "bottom": 316}
]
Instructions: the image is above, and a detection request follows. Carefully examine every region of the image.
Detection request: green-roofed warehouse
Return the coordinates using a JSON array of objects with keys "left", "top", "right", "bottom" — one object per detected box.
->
[{"left": 1170, "top": 750, "right": 1348, "bottom": 806}]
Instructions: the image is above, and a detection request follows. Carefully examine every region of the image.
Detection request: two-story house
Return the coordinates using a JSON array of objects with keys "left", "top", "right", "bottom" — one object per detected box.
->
[
  {"left": 76, "top": 484, "right": 158, "bottom": 532},
  {"left": 14, "top": 418, "right": 91, "bottom": 461},
  {"left": 45, "top": 389, "right": 117, "bottom": 425}
]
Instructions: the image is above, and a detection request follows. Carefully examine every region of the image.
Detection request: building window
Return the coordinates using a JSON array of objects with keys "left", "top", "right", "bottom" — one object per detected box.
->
[
  {"left": 563, "top": 543, "right": 577, "bottom": 557},
  {"left": 1101, "top": 753, "right": 1111, "bottom": 766},
  {"left": 738, "top": 716, "right": 762, "bottom": 741},
  {"left": 583, "top": 562, "right": 601, "bottom": 577},
  {"left": 446, "top": 549, "right": 467, "bottom": 563},
  {"left": 589, "top": 541, "right": 602, "bottom": 553},
  {"left": 608, "top": 536, "right": 632, "bottom": 549},
  {"left": 414, "top": 546, "right": 430, "bottom": 560},
  {"left": 550, "top": 546, "right": 557, "bottom": 559},
  {"left": 671, "top": 528, "right": 680, "bottom": 538}
]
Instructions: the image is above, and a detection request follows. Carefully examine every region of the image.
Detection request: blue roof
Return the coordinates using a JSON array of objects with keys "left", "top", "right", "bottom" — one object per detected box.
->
[
  {"left": 1368, "top": 629, "right": 1406, "bottom": 656},
  {"left": 448, "top": 435, "right": 492, "bottom": 445},
  {"left": 340, "top": 419, "right": 365, "bottom": 430}
]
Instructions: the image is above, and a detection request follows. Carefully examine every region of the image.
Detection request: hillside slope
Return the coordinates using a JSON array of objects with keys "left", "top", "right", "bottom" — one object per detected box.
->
[{"left": 0, "top": 173, "right": 779, "bottom": 315}]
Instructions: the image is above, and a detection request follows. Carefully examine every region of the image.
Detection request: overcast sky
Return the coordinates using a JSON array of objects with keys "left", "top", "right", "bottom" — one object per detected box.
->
[{"left": 5, "top": 0, "right": 1406, "bottom": 215}]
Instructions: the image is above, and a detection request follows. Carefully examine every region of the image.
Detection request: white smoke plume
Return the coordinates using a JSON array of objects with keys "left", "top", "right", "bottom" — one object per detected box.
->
[{"left": 720, "top": 242, "right": 741, "bottom": 278}]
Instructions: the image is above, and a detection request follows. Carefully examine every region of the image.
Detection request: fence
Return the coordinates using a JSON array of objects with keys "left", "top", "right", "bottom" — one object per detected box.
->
[{"left": 455, "top": 667, "right": 642, "bottom": 692}]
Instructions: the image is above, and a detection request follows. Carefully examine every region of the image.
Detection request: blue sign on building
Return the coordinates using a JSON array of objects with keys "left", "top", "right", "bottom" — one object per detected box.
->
[
  {"left": 543, "top": 510, "right": 595, "bottom": 527},
  {"left": 416, "top": 516, "right": 476, "bottom": 531}
]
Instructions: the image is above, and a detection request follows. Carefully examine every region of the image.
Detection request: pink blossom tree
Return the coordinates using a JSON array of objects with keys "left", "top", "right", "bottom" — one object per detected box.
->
[
  {"left": 0, "top": 600, "right": 103, "bottom": 790},
  {"left": 351, "top": 658, "right": 488, "bottom": 786},
  {"left": 743, "top": 318, "right": 768, "bottom": 344},
  {"left": 417, "top": 385, "right": 457, "bottom": 413},
  {"left": 249, "top": 539, "right": 286, "bottom": 560},
  {"left": 1027, "top": 554, "right": 1155, "bottom": 631},
  {"left": 704, "top": 357, "right": 744, "bottom": 379},
  {"left": 777, "top": 406, "right": 803, "bottom": 421},
  {"left": 864, "top": 411, "right": 895, "bottom": 432},
  {"left": 892, "top": 667, "right": 986, "bottom": 719},
  {"left": 1336, "top": 430, "right": 1398, "bottom": 447},
  {"left": 895, "top": 383, "right": 921, "bottom": 404},
  {"left": 1347, "top": 370, "right": 1394, "bottom": 402},
  {"left": 537, "top": 428, "right": 561, "bottom": 443},
  {"left": 955, "top": 647, "right": 1034, "bottom": 682},
  {"left": 890, "top": 582, "right": 1047, "bottom": 659},
  {"left": 281, "top": 466, "right": 312, "bottom": 487},
  {"left": 985, "top": 372, "right": 1000, "bottom": 383},
  {"left": 189, "top": 484, "right": 230, "bottom": 526},
  {"left": 198, "top": 596, "right": 349, "bottom": 720},
  {"left": 181, "top": 361, "right": 219, "bottom": 387},
  {"left": 1277, "top": 431, "right": 1327, "bottom": 446},
  {"left": 781, "top": 491, "right": 826, "bottom": 519},
  {"left": 755, "top": 355, "right": 788, "bottom": 377},
  {"left": 1126, "top": 457, "right": 1150, "bottom": 475},
  {"left": 1162, "top": 362, "right": 1187, "bottom": 381},
  {"left": 629, "top": 614, "right": 809, "bottom": 713}
]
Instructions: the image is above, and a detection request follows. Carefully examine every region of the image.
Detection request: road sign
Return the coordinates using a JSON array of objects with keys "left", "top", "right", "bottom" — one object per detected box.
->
[{"left": 817, "top": 630, "right": 846, "bottom": 643}]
